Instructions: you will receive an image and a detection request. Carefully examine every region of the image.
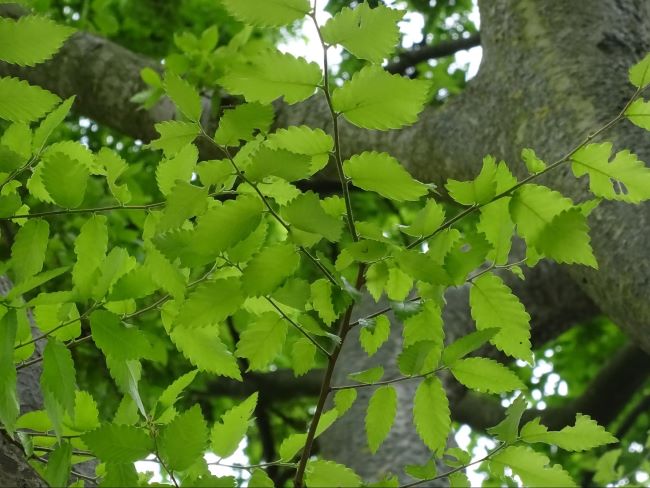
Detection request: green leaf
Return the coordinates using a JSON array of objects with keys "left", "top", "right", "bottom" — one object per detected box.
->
[
  {"left": 594, "top": 449, "right": 622, "bottom": 486},
  {"left": 441, "top": 328, "right": 499, "bottom": 366},
  {"left": 522, "top": 148, "right": 546, "bottom": 174},
  {"left": 165, "top": 72, "right": 202, "bottom": 121},
  {"left": 41, "top": 151, "right": 89, "bottom": 208},
  {"left": 536, "top": 208, "right": 598, "bottom": 268},
  {"left": 11, "top": 218, "right": 49, "bottom": 283},
  {"left": 291, "top": 338, "right": 316, "bottom": 376},
  {"left": 477, "top": 198, "right": 513, "bottom": 265},
  {"left": 321, "top": 3, "right": 403, "bottom": 63},
  {"left": 215, "top": 102, "right": 274, "bottom": 146},
  {"left": 629, "top": 52, "right": 650, "bottom": 88},
  {"left": 359, "top": 315, "right": 390, "bottom": 357},
  {"left": 283, "top": 191, "right": 343, "bottom": 242},
  {"left": 366, "top": 385, "right": 397, "bottom": 453},
  {"left": 470, "top": 272, "right": 532, "bottom": 363},
  {"left": 334, "top": 389, "right": 357, "bottom": 416},
  {"left": 249, "top": 469, "right": 274, "bottom": 487},
  {"left": 149, "top": 120, "right": 200, "bottom": 157},
  {"left": 305, "top": 460, "right": 362, "bottom": 488},
  {"left": 219, "top": 51, "right": 321, "bottom": 104},
  {"left": 348, "top": 366, "right": 384, "bottom": 384},
  {"left": 245, "top": 146, "right": 312, "bottom": 182},
  {"left": 449, "top": 357, "right": 524, "bottom": 393},
  {"left": 413, "top": 376, "right": 450, "bottom": 455},
  {"left": 176, "top": 278, "right": 243, "bottom": 329},
  {"left": 0, "top": 77, "right": 60, "bottom": 122},
  {"left": 159, "top": 405, "right": 208, "bottom": 471},
  {"left": 72, "top": 215, "right": 107, "bottom": 299},
  {"left": 626, "top": 98, "right": 650, "bottom": 130},
  {"left": 102, "top": 463, "right": 139, "bottom": 487},
  {"left": 96, "top": 148, "right": 132, "bottom": 204},
  {"left": 404, "top": 460, "right": 437, "bottom": 480},
  {"left": 0, "top": 309, "right": 18, "bottom": 434},
  {"left": 344, "top": 151, "right": 427, "bottom": 201},
  {"left": 446, "top": 156, "right": 497, "bottom": 205},
  {"left": 279, "top": 409, "right": 338, "bottom": 460},
  {"left": 520, "top": 414, "right": 617, "bottom": 451},
  {"left": 333, "top": 66, "right": 429, "bottom": 130},
  {"left": 109, "top": 265, "right": 157, "bottom": 301},
  {"left": 156, "top": 143, "right": 198, "bottom": 196},
  {"left": 487, "top": 394, "right": 527, "bottom": 443},
  {"left": 41, "top": 339, "right": 76, "bottom": 417},
  {"left": 242, "top": 243, "right": 300, "bottom": 296},
  {"left": 400, "top": 199, "right": 445, "bottom": 238},
  {"left": 6, "top": 266, "right": 69, "bottom": 302},
  {"left": 0, "top": 16, "right": 74, "bottom": 66},
  {"left": 403, "top": 301, "right": 443, "bottom": 347},
  {"left": 490, "top": 446, "right": 577, "bottom": 487},
  {"left": 90, "top": 310, "right": 151, "bottom": 361},
  {"left": 235, "top": 312, "right": 288, "bottom": 370},
  {"left": 385, "top": 266, "right": 413, "bottom": 301},
  {"left": 398, "top": 341, "right": 441, "bottom": 376},
  {"left": 211, "top": 393, "right": 258, "bottom": 458},
  {"left": 83, "top": 424, "right": 153, "bottom": 463},
  {"left": 266, "top": 125, "right": 333, "bottom": 174},
  {"left": 159, "top": 181, "right": 208, "bottom": 232},
  {"left": 221, "top": 0, "right": 310, "bottom": 27},
  {"left": 44, "top": 441, "right": 72, "bottom": 488},
  {"left": 72, "top": 390, "right": 100, "bottom": 431},
  {"left": 32, "top": 97, "right": 75, "bottom": 152},
  {"left": 170, "top": 325, "right": 241, "bottom": 379},
  {"left": 158, "top": 370, "right": 198, "bottom": 412},
  {"left": 91, "top": 247, "right": 136, "bottom": 301},
  {"left": 196, "top": 159, "right": 235, "bottom": 190},
  {"left": 571, "top": 142, "right": 650, "bottom": 202},
  {"left": 310, "top": 278, "right": 338, "bottom": 325}
]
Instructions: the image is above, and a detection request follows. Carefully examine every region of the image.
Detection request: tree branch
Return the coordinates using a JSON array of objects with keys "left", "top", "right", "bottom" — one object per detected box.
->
[{"left": 385, "top": 33, "right": 481, "bottom": 74}]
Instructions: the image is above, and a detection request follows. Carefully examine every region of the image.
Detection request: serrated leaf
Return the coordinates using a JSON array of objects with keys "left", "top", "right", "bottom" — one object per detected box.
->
[
  {"left": 283, "top": 191, "right": 343, "bottom": 242},
  {"left": 520, "top": 414, "right": 617, "bottom": 451},
  {"left": 571, "top": 142, "right": 650, "bottom": 202},
  {"left": 170, "top": 325, "right": 241, "bottom": 379},
  {"left": 470, "top": 272, "right": 532, "bottom": 363},
  {"left": 398, "top": 341, "right": 441, "bottom": 376},
  {"left": 449, "top": 357, "right": 524, "bottom": 393},
  {"left": 175, "top": 278, "right": 244, "bottom": 329},
  {"left": 211, "top": 393, "right": 258, "bottom": 458},
  {"left": 404, "top": 460, "right": 437, "bottom": 480},
  {"left": 73, "top": 215, "right": 107, "bottom": 299},
  {"left": 219, "top": 51, "right": 321, "bottom": 104},
  {"left": 72, "top": 390, "right": 100, "bottom": 431},
  {"left": 321, "top": 3, "right": 403, "bottom": 63},
  {"left": 32, "top": 97, "right": 74, "bottom": 152},
  {"left": 144, "top": 245, "right": 186, "bottom": 300},
  {"left": 594, "top": 449, "right": 622, "bottom": 485},
  {"left": 96, "top": 147, "right": 132, "bottom": 204},
  {"left": 477, "top": 198, "right": 513, "bottom": 265},
  {"left": 0, "top": 15, "right": 74, "bottom": 66},
  {"left": 109, "top": 265, "right": 157, "bottom": 301},
  {"left": 348, "top": 366, "right": 384, "bottom": 384},
  {"left": 291, "top": 338, "right": 316, "bottom": 376},
  {"left": 102, "top": 463, "right": 139, "bottom": 487},
  {"left": 41, "top": 339, "right": 76, "bottom": 418},
  {"left": 165, "top": 72, "right": 202, "bottom": 121},
  {"left": 159, "top": 181, "right": 208, "bottom": 232},
  {"left": 332, "top": 66, "right": 430, "bottom": 130},
  {"left": 235, "top": 312, "right": 288, "bottom": 370},
  {"left": 149, "top": 120, "right": 200, "bottom": 157},
  {"left": 306, "top": 460, "right": 362, "bottom": 488},
  {"left": 156, "top": 143, "right": 198, "bottom": 196},
  {"left": 5, "top": 266, "right": 69, "bottom": 302},
  {"left": 279, "top": 409, "right": 338, "bottom": 460},
  {"left": 41, "top": 151, "right": 89, "bottom": 208},
  {"left": 196, "top": 159, "right": 235, "bottom": 190},
  {"left": 242, "top": 243, "right": 300, "bottom": 296},
  {"left": 248, "top": 469, "right": 274, "bottom": 487},
  {"left": 403, "top": 301, "right": 443, "bottom": 347},
  {"left": 0, "top": 309, "right": 18, "bottom": 434},
  {"left": 536, "top": 208, "right": 598, "bottom": 268},
  {"left": 487, "top": 394, "right": 527, "bottom": 443},
  {"left": 221, "top": 0, "right": 310, "bottom": 27},
  {"left": 159, "top": 405, "right": 208, "bottom": 471},
  {"left": 626, "top": 98, "right": 650, "bottom": 130},
  {"left": 334, "top": 389, "right": 357, "bottom": 416},
  {"left": 215, "top": 102, "right": 274, "bottom": 146},
  {"left": 90, "top": 310, "right": 151, "bottom": 361},
  {"left": 158, "top": 370, "right": 198, "bottom": 412},
  {"left": 44, "top": 441, "right": 72, "bottom": 488},
  {"left": 385, "top": 266, "right": 413, "bottom": 301},
  {"left": 490, "top": 446, "right": 577, "bottom": 487},
  {"left": 91, "top": 247, "right": 136, "bottom": 301},
  {"left": 310, "top": 278, "right": 337, "bottom": 325},
  {"left": 266, "top": 125, "right": 333, "bottom": 174},
  {"left": 400, "top": 199, "right": 445, "bottom": 238},
  {"left": 441, "top": 328, "right": 498, "bottom": 366},
  {"left": 522, "top": 148, "right": 546, "bottom": 173},
  {"left": 446, "top": 156, "right": 497, "bottom": 205},
  {"left": 343, "top": 151, "right": 427, "bottom": 201},
  {"left": 366, "top": 385, "right": 397, "bottom": 453},
  {"left": 629, "top": 52, "right": 650, "bottom": 88},
  {"left": 11, "top": 218, "right": 48, "bottom": 283},
  {"left": 359, "top": 315, "right": 390, "bottom": 357},
  {"left": 0, "top": 77, "right": 60, "bottom": 122},
  {"left": 246, "top": 146, "right": 312, "bottom": 182},
  {"left": 413, "top": 376, "right": 450, "bottom": 455},
  {"left": 83, "top": 424, "right": 153, "bottom": 463}
]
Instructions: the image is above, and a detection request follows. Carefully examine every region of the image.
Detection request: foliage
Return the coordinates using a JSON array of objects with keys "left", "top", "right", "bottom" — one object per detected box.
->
[{"left": 0, "top": 2, "right": 648, "bottom": 487}]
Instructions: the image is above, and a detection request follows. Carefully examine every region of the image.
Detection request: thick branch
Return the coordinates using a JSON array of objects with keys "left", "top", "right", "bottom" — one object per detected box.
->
[
  {"left": 385, "top": 33, "right": 481, "bottom": 74},
  {"left": 0, "top": 432, "right": 47, "bottom": 487}
]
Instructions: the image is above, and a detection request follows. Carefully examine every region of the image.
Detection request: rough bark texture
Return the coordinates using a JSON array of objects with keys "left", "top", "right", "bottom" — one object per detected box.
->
[{"left": 1, "top": 0, "right": 649, "bottom": 484}]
